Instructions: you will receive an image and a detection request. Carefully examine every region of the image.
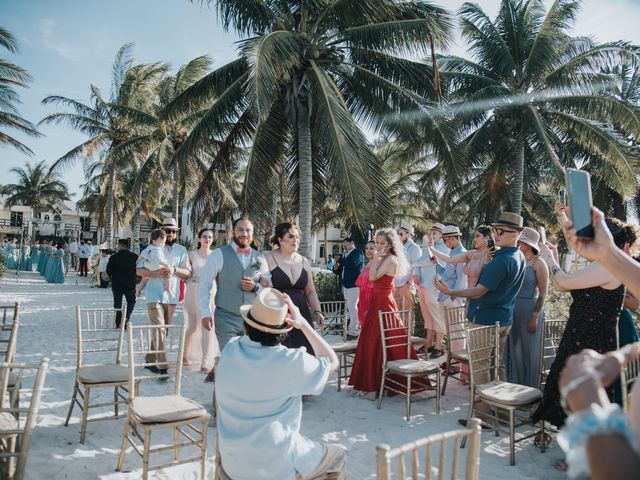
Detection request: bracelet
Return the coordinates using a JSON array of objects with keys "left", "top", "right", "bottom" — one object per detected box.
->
[
  {"left": 314, "top": 310, "right": 322, "bottom": 315},
  {"left": 560, "top": 372, "right": 597, "bottom": 413},
  {"left": 558, "top": 402, "right": 640, "bottom": 479}
]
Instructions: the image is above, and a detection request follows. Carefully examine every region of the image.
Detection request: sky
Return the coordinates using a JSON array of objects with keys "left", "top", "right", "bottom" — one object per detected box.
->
[{"left": 1, "top": 0, "right": 640, "bottom": 198}]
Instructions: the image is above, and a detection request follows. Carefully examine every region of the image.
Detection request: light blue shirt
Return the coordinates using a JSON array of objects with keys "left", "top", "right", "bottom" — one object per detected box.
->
[
  {"left": 216, "top": 336, "right": 331, "bottom": 480},
  {"left": 395, "top": 239, "right": 422, "bottom": 287},
  {"left": 413, "top": 241, "right": 449, "bottom": 294},
  {"left": 137, "top": 243, "right": 189, "bottom": 304},
  {"left": 438, "top": 243, "right": 467, "bottom": 302}
]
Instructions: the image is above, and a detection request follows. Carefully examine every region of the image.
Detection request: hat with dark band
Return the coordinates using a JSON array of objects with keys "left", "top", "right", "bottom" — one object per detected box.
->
[
  {"left": 491, "top": 212, "right": 524, "bottom": 231},
  {"left": 441, "top": 225, "right": 462, "bottom": 237},
  {"left": 160, "top": 217, "right": 180, "bottom": 230},
  {"left": 240, "top": 288, "right": 292, "bottom": 334}
]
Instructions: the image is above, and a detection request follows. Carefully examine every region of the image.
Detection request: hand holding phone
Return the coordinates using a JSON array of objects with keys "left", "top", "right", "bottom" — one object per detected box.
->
[{"left": 565, "top": 168, "right": 594, "bottom": 239}]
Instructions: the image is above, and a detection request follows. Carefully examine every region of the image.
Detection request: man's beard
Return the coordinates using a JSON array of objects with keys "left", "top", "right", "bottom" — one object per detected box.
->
[
  {"left": 233, "top": 236, "right": 251, "bottom": 248},
  {"left": 165, "top": 237, "right": 176, "bottom": 246}
]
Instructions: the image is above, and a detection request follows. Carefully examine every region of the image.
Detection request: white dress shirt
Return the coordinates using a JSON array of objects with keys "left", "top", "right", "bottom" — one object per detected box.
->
[{"left": 196, "top": 242, "right": 270, "bottom": 319}]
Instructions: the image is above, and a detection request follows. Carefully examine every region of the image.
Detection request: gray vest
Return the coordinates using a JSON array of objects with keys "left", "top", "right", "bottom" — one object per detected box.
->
[{"left": 214, "top": 245, "right": 259, "bottom": 324}]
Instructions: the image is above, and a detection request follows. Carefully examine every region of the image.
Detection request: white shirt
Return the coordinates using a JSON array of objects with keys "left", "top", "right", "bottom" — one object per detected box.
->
[
  {"left": 196, "top": 242, "right": 269, "bottom": 319},
  {"left": 98, "top": 255, "right": 109, "bottom": 273},
  {"left": 78, "top": 244, "right": 92, "bottom": 259},
  {"left": 69, "top": 241, "right": 78, "bottom": 254}
]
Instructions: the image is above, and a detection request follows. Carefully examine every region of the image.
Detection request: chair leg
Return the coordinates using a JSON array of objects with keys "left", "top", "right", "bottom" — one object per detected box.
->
[
  {"left": 435, "top": 371, "right": 441, "bottom": 414},
  {"left": 80, "top": 387, "right": 91, "bottom": 444},
  {"left": 200, "top": 418, "right": 208, "bottom": 479},
  {"left": 174, "top": 427, "right": 180, "bottom": 461},
  {"left": 491, "top": 406, "right": 499, "bottom": 437},
  {"left": 405, "top": 376, "right": 411, "bottom": 421},
  {"left": 114, "top": 386, "right": 119, "bottom": 418},
  {"left": 509, "top": 408, "right": 516, "bottom": 466},
  {"left": 116, "top": 415, "right": 131, "bottom": 472},
  {"left": 377, "top": 370, "right": 386, "bottom": 410},
  {"left": 64, "top": 381, "right": 79, "bottom": 427},
  {"left": 142, "top": 429, "right": 151, "bottom": 480},
  {"left": 336, "top": 354, "right": 342, "bottom": 392},
  {"left": 441, "top": 355, "right": 449, "bottom": 396},
  {"left": 541, "top": 420, "right": 547, "bottom": 453},
  {"left": 461, "top": 387, "right": 475, "bottom": 449}
]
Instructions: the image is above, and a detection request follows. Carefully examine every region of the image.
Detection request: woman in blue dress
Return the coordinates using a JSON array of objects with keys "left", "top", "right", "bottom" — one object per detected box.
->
[
  {"left": 46, "top": 242, "right": 66, "bottom": 284},
  {"left": 4, "top": 239, "right": 18, "bottom": 270},
  {"left": 38, "top": 241, "right": 49, "bottom": 275},
  {"left": 19, "top": 241, "right": 31, "bottom": 271},
  {"left": 43, "top": 242, "right": 54, "bottom": 278},
  {"left": 29, "top": 240, "right": 40, "bottom": 272}
]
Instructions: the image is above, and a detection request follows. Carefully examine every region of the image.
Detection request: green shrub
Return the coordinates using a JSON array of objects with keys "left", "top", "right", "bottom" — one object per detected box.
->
[{"left": 312, "top": 269, "right": 340, "bottom": 301}]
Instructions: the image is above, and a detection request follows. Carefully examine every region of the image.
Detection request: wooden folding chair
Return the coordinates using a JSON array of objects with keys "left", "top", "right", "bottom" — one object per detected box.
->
[
  {"left": 441, "top": 305, "right": 468, "bottom": 395},
  {"left": 64, "top": 306, "right": 129, "bottom": 443},
  {"left": 116, "top": 323, "right": 209, "bottom": 479},
  {"left": 0, "top": 357, "right": 49, "bottom": 480},
  {"left": 0, "top": 304, "right": 20, "bottom": 414},
  {"left": 377, "top": 417, "right": 481, "bottom": 480},
  {"left": 621, "top": 341, "right": 640, "bottom": 412},
  {"left": 538, "top": 319, "right": 566, "bottom": 391},
  {"left": 461, "top": 323, "right": 543, "bottom": 465},
  {"left": 377, "top": 309, "right": 441, "bottom": 420}
]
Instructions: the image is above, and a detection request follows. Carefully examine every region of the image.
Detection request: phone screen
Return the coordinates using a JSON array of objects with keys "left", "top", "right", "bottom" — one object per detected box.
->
[{"left": 565, "top": 168, "right": 594, "bottom": 239}]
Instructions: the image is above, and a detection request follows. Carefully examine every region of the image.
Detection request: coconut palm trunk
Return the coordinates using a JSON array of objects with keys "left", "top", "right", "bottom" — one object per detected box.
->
[
  {"left": 133, "top": 208, "right": 141, "bottom": 253},
  {"left": 106, "top": 166, "right": 117, "bottom": 248},
  {"left": 297, "top": 100, "right": 313, "bottom": 258},
  {"left": 511, "top": 136, "right": 525, "bottom": 215},
  {"left": 172, "top": 167, "right": 180, "bottom": 224}
]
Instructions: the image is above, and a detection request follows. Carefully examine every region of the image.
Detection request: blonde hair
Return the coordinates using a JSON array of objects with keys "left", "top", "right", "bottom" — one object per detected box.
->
[{"left": 375, "top": 228, "right": 410, "bottom": 278}]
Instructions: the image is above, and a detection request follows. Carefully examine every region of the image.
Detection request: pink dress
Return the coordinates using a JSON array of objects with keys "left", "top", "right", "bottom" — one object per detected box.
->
[
  {"left": 463, "top": 250, "right": 490, "bottom": 287},
  {"left": 183, "top": 251, "right": 220, "bottom": 369},
  {"left": 355, "top": 266, "right": 373, "bottom": 326}
]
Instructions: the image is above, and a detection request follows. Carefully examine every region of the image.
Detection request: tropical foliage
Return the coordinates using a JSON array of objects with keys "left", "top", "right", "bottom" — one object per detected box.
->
[{"left": 1, "top": 160, "right": 70, "bottom": 214}]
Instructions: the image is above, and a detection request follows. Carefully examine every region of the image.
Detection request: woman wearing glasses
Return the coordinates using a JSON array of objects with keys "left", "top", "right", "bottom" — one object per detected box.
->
[{"left": 532, "top": 204, "right": 634, "bottom": 441}]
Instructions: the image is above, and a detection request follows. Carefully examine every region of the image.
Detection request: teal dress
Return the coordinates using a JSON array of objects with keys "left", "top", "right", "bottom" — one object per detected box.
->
[
  {"left": 4, "top": 243, "right": 17, "bottom": 270},
  {"left": 43, "top": 246, "right": 54, "bottom": 278},
  {"left": 38, "top": 245, "right": 48, "bottom": 274},
  {"left": 30, "top": 245, "right": 40, "bottom": 272},
  {"left": 47, "top": 248, "right": 65, "bottom": 284}
]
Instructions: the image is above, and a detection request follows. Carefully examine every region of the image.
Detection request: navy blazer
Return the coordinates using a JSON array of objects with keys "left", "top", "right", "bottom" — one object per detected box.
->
[{"left": 333, "top": 248, "right": 364, "bottom": 289}]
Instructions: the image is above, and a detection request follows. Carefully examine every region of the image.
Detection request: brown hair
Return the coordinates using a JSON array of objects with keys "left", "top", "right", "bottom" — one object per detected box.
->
[
  {"left": 150, "top": 228, "right": 166, "bottom": 242},
  {"left": 606, "top": 218, "right": 638, "bottom": 250},
  {"left": 269, "top": 222, "right": 301, "bottom": 247}
]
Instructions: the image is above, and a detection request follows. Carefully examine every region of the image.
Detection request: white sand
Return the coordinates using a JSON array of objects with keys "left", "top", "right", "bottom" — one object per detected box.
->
[{"left": 0, "top": 271, "right": 565, "bottom": 479}]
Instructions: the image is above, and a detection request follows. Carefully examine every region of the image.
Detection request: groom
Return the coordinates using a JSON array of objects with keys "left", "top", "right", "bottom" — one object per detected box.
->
[{"left": 198, "top": 217, "right": 271, "bottom": 354}]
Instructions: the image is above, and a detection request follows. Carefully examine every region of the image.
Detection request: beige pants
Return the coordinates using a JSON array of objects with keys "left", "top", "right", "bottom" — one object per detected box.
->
[
  {"left": 394, "top": 283, "right": 414, "bottom": 312},
  {"left": 145, "top": 302, "right": 176, "bottom": 369}
]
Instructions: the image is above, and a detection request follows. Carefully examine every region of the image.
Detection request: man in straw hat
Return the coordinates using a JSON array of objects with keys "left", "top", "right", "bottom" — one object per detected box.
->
[
  {"left": 215, "top": 288, "right": 346, "bottom": 480},
  {"left": 136, "top": 217, "right": 191, "bottom": 374},
  {"left": 394, "top": 223, "right": 422, "bottom": 310},
  {"left": 435, "top": 212, "right": 526, "bottom": 425}
]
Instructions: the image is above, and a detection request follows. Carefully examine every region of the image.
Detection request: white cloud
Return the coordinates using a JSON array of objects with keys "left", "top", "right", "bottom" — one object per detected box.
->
[{"left": 39, "top": 18, "right": 88, "bottom": 60}]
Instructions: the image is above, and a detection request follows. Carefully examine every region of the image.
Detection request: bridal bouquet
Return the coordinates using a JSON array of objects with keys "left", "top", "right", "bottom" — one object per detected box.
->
[{"left": 243, "top": 255, "right": 267, "bottom": 283}]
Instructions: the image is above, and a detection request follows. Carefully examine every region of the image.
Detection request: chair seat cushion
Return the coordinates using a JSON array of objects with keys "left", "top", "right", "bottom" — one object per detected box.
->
[
  {"left": 476, "top": 380, "right": 542, "bottom": 406},
  {"left": 0, "top": 412, "right": 18, "bottom": 432},
  {"left": 131, "top": 395, "right": 207, "bottom": 424},
  {"left": 332, "top": 340, "right": 358, "bottom": 353},
  {"left": 387, "top": 359, "right": 440, "bottom": 375},
  {"left": 451, "top": 352, "right": 468, "bottom": 362},
  {"left": 78, "top": 365, "right": 129, "bottom": 384}
]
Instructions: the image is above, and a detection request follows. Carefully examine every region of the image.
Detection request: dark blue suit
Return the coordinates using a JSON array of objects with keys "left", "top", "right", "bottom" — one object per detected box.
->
[{"left": 333, "top": 249, "right": 364, "bottom": 288}]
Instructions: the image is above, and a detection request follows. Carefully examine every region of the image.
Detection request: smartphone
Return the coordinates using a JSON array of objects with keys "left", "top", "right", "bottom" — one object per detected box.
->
[
  {"left": 538, "top": 226, "right": 547, "bottom": 244},
  {"left": 559, "top": 189, "right": 566, "bottom": 205},
  {"left": 565, "top": 168, "right": 594, "bottom": 239},
  {"left": 487, "top": 239, "right": 495, "bottom": 250}
]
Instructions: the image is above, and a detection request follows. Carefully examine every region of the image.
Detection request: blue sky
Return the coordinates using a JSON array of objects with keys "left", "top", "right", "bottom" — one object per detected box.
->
[{"left": 1, "top": 0, "right": 639, "bottom": 197}]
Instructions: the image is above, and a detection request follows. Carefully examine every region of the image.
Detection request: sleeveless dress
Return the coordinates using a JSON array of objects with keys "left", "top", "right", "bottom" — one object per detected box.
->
[
  {"left": 355, "top": 266, "right": 373, "bottom": 326},
  {"left": 183, "top": 250, "right": 220, "bottom": 369},
  {"left": 532, "top": 285, "right": 624, "bottom": 427},
  {"left": 462, "top": 251, "right": 488, "bottom": 287},
  {"left": 349, "top": 274, "right": 428, "bottom": 393},
  {"left": 504, "top": 263, "right": 545, "bottom": 387},
  {"left": 47, "top": 248, "right": 66, "bottom": 284},
  {"left": 43, "top": 246, "right": 54, "bottom": 279},
  {"left": 271, "top": 260, "right": 316, "bottom": 355}
]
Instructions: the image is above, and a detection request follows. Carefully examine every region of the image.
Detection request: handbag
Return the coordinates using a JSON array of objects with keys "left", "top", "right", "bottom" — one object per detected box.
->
[{"left": 100, "top": 271, "right": 110, "bottom": 282}]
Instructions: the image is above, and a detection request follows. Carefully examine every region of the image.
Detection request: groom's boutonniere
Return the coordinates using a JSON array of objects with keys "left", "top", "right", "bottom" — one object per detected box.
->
[{"left": 244, "top": 255, "right": 267, "bottom": 283}]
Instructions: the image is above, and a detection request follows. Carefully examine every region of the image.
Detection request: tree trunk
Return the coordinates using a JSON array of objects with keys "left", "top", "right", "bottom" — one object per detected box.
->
[
  {"left": 106, "top": 167, "right": 117, "bottom": 248},
  {"left": 172, "top": 167, "right": 180, "bottom": 224},
  {"left": 512, "top": 137, "right": 525, "bottom": 215},
  {"left": 297, "top": 99, "right": 313, "bottom": 259},
  {"left": 271, "top": 177, "right": 278, "bottom": 237},
  {"left": 133, "top": 209, "right": 141, "bottom": 254},
  {"left": 323, "top": 223, "right": 328, "bottom": 267}
]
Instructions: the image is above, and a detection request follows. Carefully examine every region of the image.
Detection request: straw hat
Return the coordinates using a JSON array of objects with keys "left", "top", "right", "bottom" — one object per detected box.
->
[
  {"left": 441, "top": 225, "right": 462, "bottom": 237},
  {"left": 431, "top": 222, "right": 445, "bottom": 232},
  {"left": 240, "top": 288, "right": 292, "bottom": 334},
  {"left": 492, "top": 212, "right": 524, "bottom": 231},
  {"left": 160, "top": 217, "right": 180, "bottom": 230},
  {"left": 517, "top": 227, "right": 540, "bottom": 253},
  {"left": 397, "top": 223, "right": 415, "bottom": 235}
]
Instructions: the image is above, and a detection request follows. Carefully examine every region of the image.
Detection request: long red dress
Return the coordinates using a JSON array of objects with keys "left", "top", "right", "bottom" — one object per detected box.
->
[{"left": 349, "top": 274, "right": 428, "bottom": 393}]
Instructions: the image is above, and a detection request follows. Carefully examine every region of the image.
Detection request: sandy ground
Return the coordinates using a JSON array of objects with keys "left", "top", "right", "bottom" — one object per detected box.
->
[{"left": 0, "top": 270, "right": 565, "bottom": 479}]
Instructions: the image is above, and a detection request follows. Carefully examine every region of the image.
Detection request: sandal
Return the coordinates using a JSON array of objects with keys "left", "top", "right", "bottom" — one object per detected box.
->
[{"left": 533, "top": 430, "right": 552, "bottom": 450}]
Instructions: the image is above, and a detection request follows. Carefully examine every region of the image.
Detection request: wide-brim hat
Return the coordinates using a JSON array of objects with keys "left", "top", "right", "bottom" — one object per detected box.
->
[
  {"left": 441, "top": 225, "right": 462, "bottom": 237},
  {"left": 492, "top": 212, "right": 524, "bottom": 231},
  {"left": 240, "top": 288, "right": 292, "bottom": 335},
  {"left": 397, "top": 223, "right": 415, "bottom": 235},
  {"left": 517, "top": 227, "right": 540, "bottom": 253},
  {"left": 430, "top": 222, "right": 445, "bottom": 232},
  {"left": 160, "top": 217, "right": 180, "bottom": 230}
]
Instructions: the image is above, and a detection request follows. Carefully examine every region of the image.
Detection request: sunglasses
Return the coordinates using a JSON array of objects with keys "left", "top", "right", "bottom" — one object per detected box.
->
[
  {"left": 163, "top": 229, "right": 178, "bottom": 235},
  {"left": 493, "top": 227, "right": 518, "bottom": 236}
]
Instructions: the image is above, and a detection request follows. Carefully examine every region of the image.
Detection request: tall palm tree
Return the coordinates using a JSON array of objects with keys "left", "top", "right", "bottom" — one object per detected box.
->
[
  {"left": 436, "top": 0, "right": 640, "bottom": 215},
  {"left": 173, "top": 0, "right": 454, "bottom": 257},
  {"left": 40, "top": 44, "right": 166, "bottom": 246},
  {"left": 0, "top": 27, "right": 41, "bottom": 155},
  {"left": 2, "top": 160, "right": 70, "bottom": 214}
]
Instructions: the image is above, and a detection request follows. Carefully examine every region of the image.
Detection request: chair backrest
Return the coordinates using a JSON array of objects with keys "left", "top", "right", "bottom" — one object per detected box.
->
[
  {"left": 376, "top": 417, "right": 482, "bottom": 480},
  {"left": 444, "top": 305, "right": 467, "bottom": 355},
  {"left": 75, "top": 307, "right": 126, "bottom": 369},
  {"left": 319, "top": 300, "right": 347, "bottom": 339},
  {"left": 379, "top": 309, "right": 413, "bottom": 363},
  {"left": 0, "top": 317, "right": 19, "bottom": 365},
  {"left": 126, "top": 323, "right": 185, "bottom": 399},
  {"left": 465, "top": 323, "right": 499, "bottom": 386},
  {"left": 0, "top": 303, "right": 19, "bottom": 328},
  {"left": 621, "top": 341, "right": 640, "bottom": 412},
  {"left": 538, "top": 319, "right": 567, "bottom": 390},
  {"left": 0, "top": 357, "right": 49, "bottom": 479}
]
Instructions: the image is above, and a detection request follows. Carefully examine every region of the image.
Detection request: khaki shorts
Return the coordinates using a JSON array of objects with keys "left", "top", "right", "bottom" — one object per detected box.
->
[{"left": 418, "top": 287, "right": 445, "bottom": 333}]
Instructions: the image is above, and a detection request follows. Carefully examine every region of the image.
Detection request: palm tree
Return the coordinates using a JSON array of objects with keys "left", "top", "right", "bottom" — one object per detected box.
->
[
  {"left": 2, "top": 160, "right": 70, "bottom": 214},
  {"left": 40, "top": 44, "right": 166, "bottom": 246},
  {"left": 173, "top": 0, "right": 454, "bottom": 257},
  {"left": 0, "top": 27, "right": 41, "bottom": 155},
  {"left": 436, "top": 0, "right": 640, "bottom": 215}
]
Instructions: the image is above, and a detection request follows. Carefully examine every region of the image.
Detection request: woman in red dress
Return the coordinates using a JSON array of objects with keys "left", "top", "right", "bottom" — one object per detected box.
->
[
  {"left": 355, "top": 241, "right": 376, "bottom": 327},
  {"left": 349, "top": 228, "right": 428, "bottom": 398}
]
